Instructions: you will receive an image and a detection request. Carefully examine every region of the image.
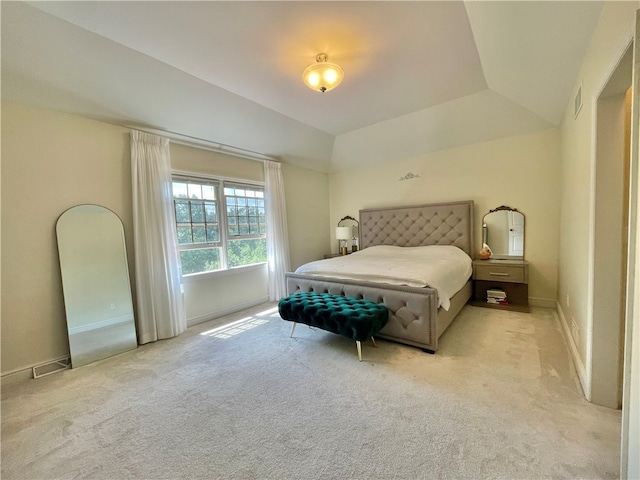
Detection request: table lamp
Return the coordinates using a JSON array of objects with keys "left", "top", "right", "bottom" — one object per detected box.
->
[{"left": 335, "top": 226, "right": 352, "bottom": 255}]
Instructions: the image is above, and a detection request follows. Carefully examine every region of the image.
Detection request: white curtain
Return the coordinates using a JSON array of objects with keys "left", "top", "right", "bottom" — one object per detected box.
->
[
  {"left": 264, "top": 160, "right": 291, "bottom": 301},
  {"left": 130, "top": 130, "right": 186, "bottom": 344}
]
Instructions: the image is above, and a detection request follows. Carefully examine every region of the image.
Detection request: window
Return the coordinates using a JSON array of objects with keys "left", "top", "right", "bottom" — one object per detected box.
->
[
  {"left": 224, "top": 183, "right": 267, "bottom": 268},
  {"left": 172, "top": 176, "right": 266, "bottom": 275}
]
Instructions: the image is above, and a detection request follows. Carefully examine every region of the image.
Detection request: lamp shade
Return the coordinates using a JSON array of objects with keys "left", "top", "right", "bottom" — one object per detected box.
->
[
  {"left": 335, "top": 226, "right": 352, "bottom": 240},
  {"left": 302, "top": 53, "right": 344, "bottom": 93}
]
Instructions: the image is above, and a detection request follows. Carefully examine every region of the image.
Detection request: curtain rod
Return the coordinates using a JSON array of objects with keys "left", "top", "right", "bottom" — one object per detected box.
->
[{"left": 127, "top": 124, "right": 278, "bottom": 164}]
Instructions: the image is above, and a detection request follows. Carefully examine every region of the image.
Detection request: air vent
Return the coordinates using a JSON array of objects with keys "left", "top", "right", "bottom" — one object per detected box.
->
[
  {"left": 32, "top": 357, "right": 70, "bottom": 378},
  {"left": 574, "top": 83, "right": 583, "bottom": 118}
]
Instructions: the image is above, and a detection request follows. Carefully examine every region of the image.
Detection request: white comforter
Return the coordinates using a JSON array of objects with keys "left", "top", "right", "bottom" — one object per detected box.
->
[{"left": 294, "top": 245, "right": 472, "bottom": 311}]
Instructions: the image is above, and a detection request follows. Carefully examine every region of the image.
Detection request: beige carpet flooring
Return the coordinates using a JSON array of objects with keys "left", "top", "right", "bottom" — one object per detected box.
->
[{"left": 1, "top": 304, "right": 621, "bottom": 479}]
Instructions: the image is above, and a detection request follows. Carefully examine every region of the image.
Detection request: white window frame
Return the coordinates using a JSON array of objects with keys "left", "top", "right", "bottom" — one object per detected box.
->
[{"left": 172, "top": 170, "right": 266, "bottom": 278}]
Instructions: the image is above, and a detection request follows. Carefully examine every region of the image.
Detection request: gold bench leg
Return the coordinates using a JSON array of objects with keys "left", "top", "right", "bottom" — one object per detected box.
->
[
  {"left": 356, "top": 340, "right": 362, "bottom": 362},
  {"left": 290, "top": 322, "right": 297, "bottom": 338},
  {"left": 371, "top": 337, "right": 378, "bottom": 348}
]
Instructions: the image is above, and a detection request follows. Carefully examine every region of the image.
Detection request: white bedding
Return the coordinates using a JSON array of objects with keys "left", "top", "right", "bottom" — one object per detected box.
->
[{"left": 294, "top": 245, "right": 473, "bottom": 311}]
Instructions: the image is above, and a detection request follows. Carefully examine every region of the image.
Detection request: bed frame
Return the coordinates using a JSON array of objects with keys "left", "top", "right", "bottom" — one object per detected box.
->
[{"left": 285, "top": 200, "right": 474, "bottom": 353}]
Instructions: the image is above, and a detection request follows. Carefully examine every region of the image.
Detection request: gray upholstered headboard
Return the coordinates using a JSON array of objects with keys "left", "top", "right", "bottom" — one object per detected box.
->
[{"left": 359, "top": 200, "right": 475, "bottom": 257}]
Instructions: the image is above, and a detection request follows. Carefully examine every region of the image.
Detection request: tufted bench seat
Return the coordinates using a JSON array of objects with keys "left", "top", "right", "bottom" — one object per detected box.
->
[{"left": 278, "top": 292, "right": 389, "bottom": 361}]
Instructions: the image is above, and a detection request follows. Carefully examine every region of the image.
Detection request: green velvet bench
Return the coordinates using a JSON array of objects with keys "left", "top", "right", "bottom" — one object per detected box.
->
[{"left": 278, "top": 292, "right": 389, "bottom": 361}]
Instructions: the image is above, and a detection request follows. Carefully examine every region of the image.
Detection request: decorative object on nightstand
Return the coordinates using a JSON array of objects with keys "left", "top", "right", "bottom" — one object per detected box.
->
[
  {"left": 337, "top": 215, "right": 360, "bottom": 254},
  {"left": 472, "top": 206, "right": 529, "bottom": 312},
  {"left": 335, "top": 227, "right": 351, "bottom": 255},
  {"left": 478, "top": 243, "right": 492, "bottom": 260}
]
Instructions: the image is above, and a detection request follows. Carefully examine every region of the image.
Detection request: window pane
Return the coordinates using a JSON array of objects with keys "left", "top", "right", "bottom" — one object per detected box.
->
[
  {"left": 180, "top": 248, "right": 221, "bottom": 275},
  {"left": 224, "top": 185, "right": 265, "bottom": 240},
  {"left": 188, "top": 183, "right": 202, "bottom": 199},
  {"left": 175, "top": 200, "right": 190, "bottom": 223},
  {"left": 202, "top": 184, "right": 215, "bottom": 200},
  {"left": 237, "top": 198, "right": 247, "bottom": 211},
  {"left": 177, "top": 226, "right": 193, "bottom": 244},
  {"left": 173, "top": 182, "right": 188, "bottom": 198},
  {"left": 192, "top": 226, "right": 206, "bottom": 243},
  {"left": 227, "top": 238, "right": 267, "bottom": 268},
  {"left": 206, "top": 227, "right": 219, "bottom": 243},
  {"left": 190, "top": 201, "right": 204, "bottom": 222},
  {"left": 205, "top": 203, "right": 217, "bottom": 223}
]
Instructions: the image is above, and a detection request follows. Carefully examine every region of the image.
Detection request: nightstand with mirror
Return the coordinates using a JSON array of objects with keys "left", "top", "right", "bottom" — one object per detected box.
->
[{"left": 471, "top": 206, "right": 530, "bottom": 312}]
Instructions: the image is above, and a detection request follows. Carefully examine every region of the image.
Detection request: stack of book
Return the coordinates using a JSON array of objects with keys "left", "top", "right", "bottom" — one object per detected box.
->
[{"left": 487, "top": 288, "right": 508, "bottom": 305}]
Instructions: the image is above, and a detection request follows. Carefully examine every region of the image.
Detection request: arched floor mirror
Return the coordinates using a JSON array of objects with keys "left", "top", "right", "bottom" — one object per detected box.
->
[{"left": 56, "top": 205, "right": 137, "bottom": 368}]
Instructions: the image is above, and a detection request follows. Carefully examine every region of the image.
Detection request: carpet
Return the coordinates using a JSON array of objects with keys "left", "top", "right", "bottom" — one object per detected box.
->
[{"left": 1, "top": 304, "right": 621, "bottom": 479}]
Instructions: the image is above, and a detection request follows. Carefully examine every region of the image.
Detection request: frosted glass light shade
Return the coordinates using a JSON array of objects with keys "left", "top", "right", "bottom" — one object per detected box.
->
[
  {"left": 302, "top": 54, "right": 344, "bottom": 93},
  {"left": 335, "top": 226, "right": 352, "bottom": 240}
]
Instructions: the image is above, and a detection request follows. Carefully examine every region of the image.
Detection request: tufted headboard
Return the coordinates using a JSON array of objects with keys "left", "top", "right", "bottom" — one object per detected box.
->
[{"left": 359, "top": 200, "right": 475, "bottom": 257}]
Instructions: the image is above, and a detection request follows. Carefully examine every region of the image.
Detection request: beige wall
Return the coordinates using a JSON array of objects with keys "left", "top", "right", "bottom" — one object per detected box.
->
[
  {"left": 557, "top": 4, "right": 639, "bottom": 477},
  {"left": 1, "top": 101, "right": 330, "bottom": 376},
  {"left": 282, "top": 163, "right": 331, "bottom": 270},
  {"left": 329, "top": 128, "right": 562, "bottom": 304},
  {"left": 170, "top": 143, "right": 264, "bottom": 182},
  {"left": 558, "top": 2, "right": 638, "bottom": 389},
  {"left": 1, "top": 101, "right": 133, "bottom": 375}
]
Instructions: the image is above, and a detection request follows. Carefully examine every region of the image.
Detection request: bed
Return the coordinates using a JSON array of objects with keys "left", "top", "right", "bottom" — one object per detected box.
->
[{"left": 284, "top": 200, "right": 474, "bottom": 353}]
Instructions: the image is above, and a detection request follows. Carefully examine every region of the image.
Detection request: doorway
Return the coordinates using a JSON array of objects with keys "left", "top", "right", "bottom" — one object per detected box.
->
[{"left": 591, "top": 44, "right": 632, "bottom": 408}]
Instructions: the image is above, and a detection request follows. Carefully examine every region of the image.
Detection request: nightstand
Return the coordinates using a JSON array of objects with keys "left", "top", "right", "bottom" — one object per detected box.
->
[{"left": 471, "top": 259, "right": 530, "bottom": 312}]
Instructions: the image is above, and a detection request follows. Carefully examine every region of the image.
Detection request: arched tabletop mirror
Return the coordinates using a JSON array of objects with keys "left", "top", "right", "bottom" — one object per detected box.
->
[
  {"left": 56, "top": 205, "right": 137, "bottom": 368},
  {"left": 482, "top": 206, "right": 525, "bottom": 260},
  {"left": 336, "top": 215, "right": 360, "bottom": 254}
]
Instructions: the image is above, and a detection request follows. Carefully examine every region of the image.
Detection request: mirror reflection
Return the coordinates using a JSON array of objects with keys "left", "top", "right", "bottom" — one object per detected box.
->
[
  {"left": 56, "top": 205, "right": 137, "bottom": 368},
  {"left": 482, "top": 206, "right": 525, "bottom": 259},
  {"left": 337, "top": 215, "right": 360, "bottom": 253}
]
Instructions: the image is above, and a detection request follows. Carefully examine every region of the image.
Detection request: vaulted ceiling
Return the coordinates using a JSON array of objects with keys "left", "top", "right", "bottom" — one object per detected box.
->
[{"left": 2, "top": 1, "right": 603, "bottom": 172}]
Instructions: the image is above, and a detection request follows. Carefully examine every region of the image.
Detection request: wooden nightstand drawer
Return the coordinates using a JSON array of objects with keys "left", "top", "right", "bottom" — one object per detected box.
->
[
  {"left": 471, "top": 260, "right": 529, "bottom": 311},
  {"left": 473, "top": 263, "right": 526, "bottom": 283}
]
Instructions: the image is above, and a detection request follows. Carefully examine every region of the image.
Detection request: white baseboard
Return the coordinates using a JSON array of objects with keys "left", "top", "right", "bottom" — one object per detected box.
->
[
  {"left": 1, "top": 368, "right": 33, "bottom": 386},
  {"left": 1, "top": 355, "right": 72, "bottom": 387},
  {"left": 556, "top": 302, "right": 590, "bottom": 400},
  {"left": 186, "top": 295, "right": 271, "bottom": 328},
  {"left": 529, "top": 297, "right": 557, "bottom": 308}
]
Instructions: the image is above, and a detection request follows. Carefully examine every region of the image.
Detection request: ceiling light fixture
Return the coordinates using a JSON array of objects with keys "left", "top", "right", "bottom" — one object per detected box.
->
[{"left": 302, "top": 53, "right": 344, "bottom": 93}]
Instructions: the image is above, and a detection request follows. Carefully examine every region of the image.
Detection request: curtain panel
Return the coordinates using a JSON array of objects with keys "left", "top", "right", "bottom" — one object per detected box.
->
[
  {"left": 264, "top": 160, "right": 290, "bottom": 301},
  {"left": 130, "top": 130, "right": 186, "bottom": 343}
]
